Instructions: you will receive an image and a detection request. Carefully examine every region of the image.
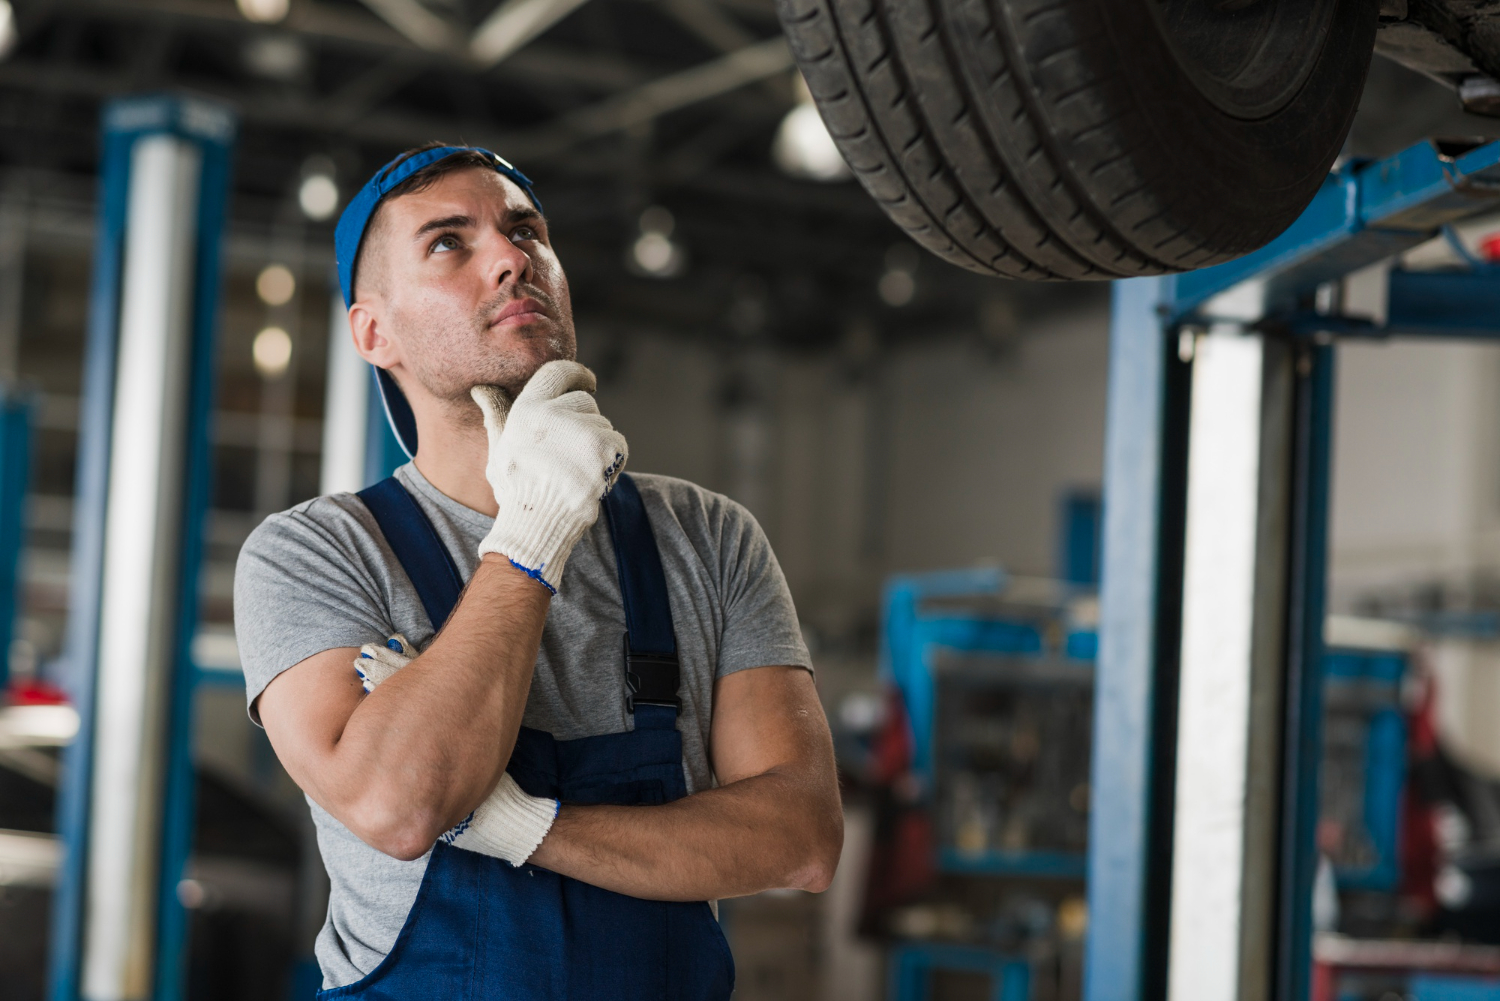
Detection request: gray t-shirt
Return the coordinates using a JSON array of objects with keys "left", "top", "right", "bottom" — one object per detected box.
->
[{"left": 233, "top": 464, "right": 811, "bottom": 988}]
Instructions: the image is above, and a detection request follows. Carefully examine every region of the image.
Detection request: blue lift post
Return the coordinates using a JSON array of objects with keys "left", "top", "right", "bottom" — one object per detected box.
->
[
  {"left": 49, "top": 95, "right": 236, "bottom": 1001},
  {"left": 1086, "top": 138, "right": 1500, "bottom": 1001},
  {"left": 0, "top": 388, "right": 32, "bottom": 694}
]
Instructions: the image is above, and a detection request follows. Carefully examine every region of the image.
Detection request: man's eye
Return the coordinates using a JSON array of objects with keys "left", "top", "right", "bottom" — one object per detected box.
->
[
  {"left": 512, "top": 226, "right": 538, "bottom": 243},
  {"left": 432, "top": 235, "right": 461, "bottom": 253}
]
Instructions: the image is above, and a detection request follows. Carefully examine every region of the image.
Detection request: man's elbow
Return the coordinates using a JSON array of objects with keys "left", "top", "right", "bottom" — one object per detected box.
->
[
  {"left": 789, "top": 808, "right": 844, "bottom": 893},
  {"left": 346, "top": 795, "right": 446, "bottom": 862}
]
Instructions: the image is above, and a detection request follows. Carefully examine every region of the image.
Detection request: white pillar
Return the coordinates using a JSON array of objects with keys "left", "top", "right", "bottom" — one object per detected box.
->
[
  {"left": 319, "top": 294, "right": 368, "bottom": 496},
  {"left": 1167, "top": 318, "right": 1292, "bottom": 1001},
  {"left": 81, "top": 135, "right": 202, "bottom": 1001}
]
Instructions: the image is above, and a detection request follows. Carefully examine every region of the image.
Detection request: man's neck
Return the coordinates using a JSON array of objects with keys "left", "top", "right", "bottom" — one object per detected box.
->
[{"left": 412, "top": 412, "right": 497, "bottom": 517}]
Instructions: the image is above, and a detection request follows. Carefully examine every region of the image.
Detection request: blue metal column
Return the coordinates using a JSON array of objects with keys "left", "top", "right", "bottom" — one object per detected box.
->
[
  {"left": 0, "top": 388, "right": 32, "bottom": 693},
  {"left": 1275, "top": 343, "right": 1335, "bottom": 1001},
  {"left": 1084, "top": 278, "right": 1191, "bottom": 1001},
  {"left": 48, "top": 95, "right": 236, "bottom": 1001}
]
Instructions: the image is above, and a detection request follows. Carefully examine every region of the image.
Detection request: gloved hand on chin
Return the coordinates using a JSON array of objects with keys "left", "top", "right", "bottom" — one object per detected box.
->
[
  {"left": 470, "top": 360, "right": 627, "bottom": 594},
  {"left": 354, "top": 637, "right": 559, "bottom": 866}
]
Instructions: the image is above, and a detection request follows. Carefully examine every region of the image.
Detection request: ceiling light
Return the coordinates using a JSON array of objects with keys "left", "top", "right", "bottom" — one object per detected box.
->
[
  {"left": 256, "top": 263, "right": 296, "bottom": 306},
  {"left": 878, "top": 269, "right": 915, "bottom": 307},
  {"left": 298, "top": 172, "right": 338, "bottom": 221},
  {"left": 253, "top": 326, "right": 293, "bottom": 379},
  {"left": 774, "top": 103, "right": 851, "bottom": 182},
  {"left": 773, "top": 74, "right": 850, "bottom": 183},
  {"left": 627, "top": 206, "right": 686, "bottom": 278},
  {"left": 237, "top": 0, "right": 290, "bottom": 24},
  {"left": 244, "top": 35, "right": 306, "bottom": 80},
  {"left": 878, "top": 243, "right": 920, "bottom": 307},
  {"left": 0, "top": 2, "right": 18, "bottom": 61}
]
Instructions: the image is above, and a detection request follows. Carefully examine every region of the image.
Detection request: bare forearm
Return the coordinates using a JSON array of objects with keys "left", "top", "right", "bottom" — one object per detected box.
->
[
  {"left": 319, "top": 557, "right": 548, "bottom": 853},
  {"left": 528, "top": 771, "right": 843, "bottom": 901}
]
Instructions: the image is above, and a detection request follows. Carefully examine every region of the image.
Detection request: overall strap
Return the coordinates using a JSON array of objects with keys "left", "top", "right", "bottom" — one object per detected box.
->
[
  {"left": 357, "top": 477, "right": 465, "bottom": 632},
  {"left": 358, "top": 473, "right": 680, "bottom": 724},
  {"left": 602, "top": 473, "right": 681, "bottom": 721}
]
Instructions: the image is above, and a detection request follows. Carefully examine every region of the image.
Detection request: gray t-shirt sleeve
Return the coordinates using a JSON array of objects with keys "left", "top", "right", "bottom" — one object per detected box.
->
[
  {"left": 709, "top": 495, "right": 812, "bottom": 677},
  {"left": 233, "top": 496, "right": 394, "bottom": 721}
]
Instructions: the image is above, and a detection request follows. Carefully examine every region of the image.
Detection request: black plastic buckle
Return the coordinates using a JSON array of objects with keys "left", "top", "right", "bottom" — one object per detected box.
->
[{"left": 623, "top": 633, "right": 680, "bottom": 713}]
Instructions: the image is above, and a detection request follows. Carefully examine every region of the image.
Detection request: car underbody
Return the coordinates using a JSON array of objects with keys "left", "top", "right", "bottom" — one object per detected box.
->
[{"left": 1381, "top": 0, "right": 1500, "bottom": 112}]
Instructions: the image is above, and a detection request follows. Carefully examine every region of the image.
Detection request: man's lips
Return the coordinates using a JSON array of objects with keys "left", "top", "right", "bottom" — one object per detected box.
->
[{"left": 490, "top": 298, "right": 550, "bottom": 327}]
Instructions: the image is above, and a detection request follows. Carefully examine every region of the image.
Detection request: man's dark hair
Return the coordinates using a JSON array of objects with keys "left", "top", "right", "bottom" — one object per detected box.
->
[{"left": 350, "top": 141, "right": 504, "bottom": 300}]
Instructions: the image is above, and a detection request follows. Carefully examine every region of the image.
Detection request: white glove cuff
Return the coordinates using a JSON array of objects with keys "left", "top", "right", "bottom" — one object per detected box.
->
[
  {"left": 441, "top": 771, "right": 559, "bottom": 866},
  {"left": 477, "top": 482, "right": 602, "bottom": 593}
]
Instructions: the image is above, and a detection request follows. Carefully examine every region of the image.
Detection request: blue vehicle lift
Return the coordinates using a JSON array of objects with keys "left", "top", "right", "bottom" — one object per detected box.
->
[
  {"left": 0, "top": 387, "right": 32, "bottom": 694},
  {"left": 1086, "top": 138, "right": 1500, "bottom": 1001},
  {"left": 49, "top": 95, "right": 236, "bottom": 1001}
]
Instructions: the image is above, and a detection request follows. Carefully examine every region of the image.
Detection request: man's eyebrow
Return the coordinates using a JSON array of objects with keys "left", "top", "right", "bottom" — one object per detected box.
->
[
  {"left": 411, "top": 207, "right": 543, "bottom": 240},
  {"left": 413, "top": 214, "right": 475, "bottom": 238}
]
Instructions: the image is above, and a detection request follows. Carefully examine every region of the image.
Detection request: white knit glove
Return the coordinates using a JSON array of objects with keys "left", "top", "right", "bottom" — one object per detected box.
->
[
  {"left": 470, "top": 360, "right": 627, "bottom": 594},
  {"left": 352, "top": 636, "right": 560, "bottom": 866},
  {"left": 354, "top": 634, "right": 415, "bottom": 693}
]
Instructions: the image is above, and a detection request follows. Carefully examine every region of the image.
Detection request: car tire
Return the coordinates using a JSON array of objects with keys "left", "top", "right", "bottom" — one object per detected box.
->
[{"left": 776, "top": 0, "right": 1379, "bottom": 280}]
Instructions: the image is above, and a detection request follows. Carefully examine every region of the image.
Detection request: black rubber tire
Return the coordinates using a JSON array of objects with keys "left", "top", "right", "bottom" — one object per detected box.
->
[{"left": 776, "top": 0, "right": 1378, "bottom": 280}]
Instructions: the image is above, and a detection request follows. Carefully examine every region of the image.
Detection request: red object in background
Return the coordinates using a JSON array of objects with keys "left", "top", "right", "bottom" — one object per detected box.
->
[
  {"left": 859, "top": 686, "right": 936, "bottom": 933},
  {"left": 869, "top": 686, "right": 914, "bottom": 786},
  {"left": 1480, "top": 232, "right": 1500, "bottom": 263},
  {"left": 1402, "top": 661, "right": 1440, "bottom": 916},
  {"left": 7, "top": 678, "right": 69, "bottom": 706}
]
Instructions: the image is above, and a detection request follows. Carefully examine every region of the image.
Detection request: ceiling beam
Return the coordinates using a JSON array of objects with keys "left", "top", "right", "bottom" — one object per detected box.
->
[
  {"left": 356, "top": 0, "right": 461, "bottom": 53},
  {"left": 526, "top": 35, "right": 793, "bottom": 156},
  {"left": 23, "top": 0, "right": 659, "bottom": 91},
  {"left": 655, "top": 0, "right": 789, "bottom": 101},
  {"left": 470, "top": 0, "right": 594, "bottom": 66}
]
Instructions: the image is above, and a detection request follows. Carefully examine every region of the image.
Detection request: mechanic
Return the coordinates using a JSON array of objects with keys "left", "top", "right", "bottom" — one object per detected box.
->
[{"left": 232, "top": 143, "right": 843, "bottom": 998}]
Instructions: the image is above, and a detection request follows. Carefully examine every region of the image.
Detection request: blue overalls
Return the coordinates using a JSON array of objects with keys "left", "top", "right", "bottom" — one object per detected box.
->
[{"left": 319, "top": 473, "right": 736, "bottom": 1000}]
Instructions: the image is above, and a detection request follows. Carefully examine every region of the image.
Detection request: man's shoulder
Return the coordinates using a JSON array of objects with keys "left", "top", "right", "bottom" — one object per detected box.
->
[
  {"left": 238, "top": 491, "right": 382, "bottom": 569},
  {"left": 627, "top": 473, "right": 747, "bottom": 527}
]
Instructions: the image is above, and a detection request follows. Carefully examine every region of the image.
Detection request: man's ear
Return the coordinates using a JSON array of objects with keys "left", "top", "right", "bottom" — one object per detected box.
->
[{"left": 349, "top": 301, "right": 398, "bottom": 369}]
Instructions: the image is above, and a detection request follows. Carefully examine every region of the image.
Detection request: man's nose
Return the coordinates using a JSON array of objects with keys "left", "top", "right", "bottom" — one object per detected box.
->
[{"left": 486, "top": 236, "right": 532, "bottom": 288}]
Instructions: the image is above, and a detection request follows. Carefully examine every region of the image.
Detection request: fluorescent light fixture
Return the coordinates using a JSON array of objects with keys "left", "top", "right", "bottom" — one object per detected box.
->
[
  {"left": 243, "top": 34, "right": 307, "bottom": 80},
  {"left": 298, "top": 172, "right": 339, "bottom": 221},
  {"left": 0, "top": 1, "right": 18, "bottom": 61},
  {"left": 256, "top": 263, "right": 296, "bottom": 306},
  {"left": 0, "top": 704, "right": 81, "bottom": 746},
  {"left": 237, "top": 0, "right": 290, "bottom": 23},
  {"left": 773, "top": 101, "right": 851, "bottom": 182},
  {"left": 627, "top": 206, "right": 686, "bottom": 278},
  {"left": 877, "top": 269, "right": 914, "bottom": 307},
  {"left": 878, "top": 243, "right": 919, "bottom": 307},
  {"left": 253, "top": 326, "right": 293, "bottom": 379}
]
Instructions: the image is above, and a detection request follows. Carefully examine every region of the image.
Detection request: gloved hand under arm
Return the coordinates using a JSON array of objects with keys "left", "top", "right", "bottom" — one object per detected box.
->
[
  {"left": 353, "top": 638, "right": 559, "bottom": 866},
  {"left": 470, "top": 360, "right": 627, "bottom": 593}
]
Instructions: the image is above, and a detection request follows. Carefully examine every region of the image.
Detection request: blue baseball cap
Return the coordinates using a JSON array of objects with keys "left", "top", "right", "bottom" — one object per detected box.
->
[{"left": 334, "top": 145, "right": 542, "bottom": 458}]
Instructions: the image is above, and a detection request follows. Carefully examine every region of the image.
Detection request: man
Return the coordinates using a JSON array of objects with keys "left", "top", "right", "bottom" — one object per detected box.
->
[{"left": 233, "top": 143, "right": 843, "bottom": 998}]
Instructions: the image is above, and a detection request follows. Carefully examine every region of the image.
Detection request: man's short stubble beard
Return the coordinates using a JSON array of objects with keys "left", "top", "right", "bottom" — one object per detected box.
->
[{"left": 402, "top": 285, "right": 576, "bottom": 433}]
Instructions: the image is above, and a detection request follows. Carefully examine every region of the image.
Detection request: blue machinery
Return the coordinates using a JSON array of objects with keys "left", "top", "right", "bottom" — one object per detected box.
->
[
  {"left": 0, "top": 388, "right": 32, "bottom": 693},
  {"left": 885, "top": 139, "right": 1500, "bottom": 1001},
  {"left": 1088, "top": 139, "right": 1500, "bottom": 1001},
  {"left": 881, "top": 574, "right": 1410, "bottom": 1001}
]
